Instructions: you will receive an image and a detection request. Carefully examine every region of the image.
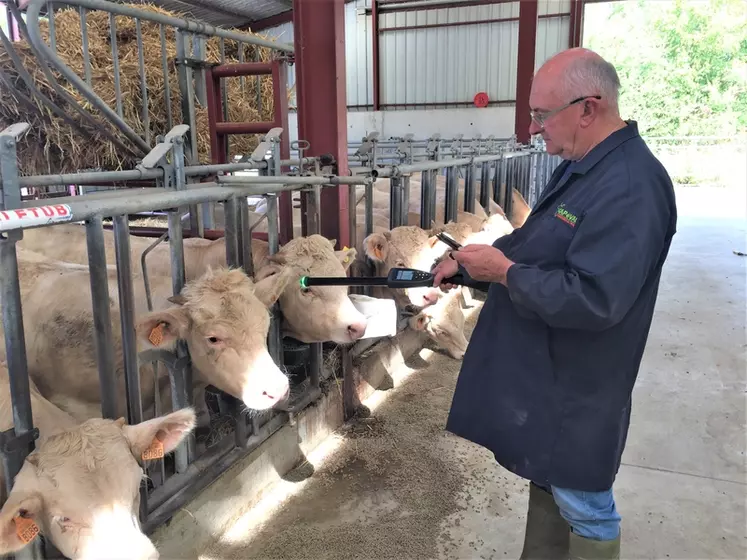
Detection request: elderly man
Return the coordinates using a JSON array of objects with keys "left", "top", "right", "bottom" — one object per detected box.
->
[{"left": 433, "top": 48, "right": 677, "bottom": 559}]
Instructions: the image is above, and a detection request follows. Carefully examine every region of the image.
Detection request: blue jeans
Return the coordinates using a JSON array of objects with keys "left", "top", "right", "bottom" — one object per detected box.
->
[{"left": 535, "top": 482, "right": 621, "bottom": 541}]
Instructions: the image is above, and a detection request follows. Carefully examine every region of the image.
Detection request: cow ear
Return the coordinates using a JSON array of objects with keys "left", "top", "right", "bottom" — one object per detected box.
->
[
  {"left": 334, "top": 246, "right": 357, "bottom": 272},
  {"left": 123, "top": 408, "right": 197, "bottom": 461},
  {"left": 0, "top": 485, "right": 43, "bottom": 556},
  {"left": 408, "top": 313, "right": 428, "bottom": 331},
  {"left": 253, "top": 265, "right": 294, "bottom": 308},
  {"left": 427, "top": 235, "right": 441, "bottom": 249},
  {"left": 135, "top": 307, "right": 189, "bottom": 349},
  {"left": 363, "top": 233, "right": 389, "bottom": 263}
]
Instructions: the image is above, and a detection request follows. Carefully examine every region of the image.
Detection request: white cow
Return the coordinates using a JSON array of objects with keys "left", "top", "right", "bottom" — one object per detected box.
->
[{"left": 0, "top": 360, "right": 195, "bottom": 560}]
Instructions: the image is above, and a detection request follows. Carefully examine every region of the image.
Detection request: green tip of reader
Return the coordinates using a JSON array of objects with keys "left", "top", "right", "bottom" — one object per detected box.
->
[{"left": 299, "top": 276, "right": 308, "bottom": 289}]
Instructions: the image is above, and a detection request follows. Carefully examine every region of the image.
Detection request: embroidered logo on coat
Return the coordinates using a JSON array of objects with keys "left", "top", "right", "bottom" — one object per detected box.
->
[{"left": 554, "top": 204, "right": 578, "bottom": 227}]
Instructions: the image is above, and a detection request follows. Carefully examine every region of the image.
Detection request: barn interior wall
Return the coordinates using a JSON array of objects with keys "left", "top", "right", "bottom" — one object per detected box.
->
[{"left": 259, "top": 0, "right": 570, "bottom": 145}]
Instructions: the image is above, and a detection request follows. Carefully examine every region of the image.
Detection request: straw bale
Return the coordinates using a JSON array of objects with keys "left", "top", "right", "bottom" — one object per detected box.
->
[{"left": 0, "top": 3, "right": 289, "bottom": 176}]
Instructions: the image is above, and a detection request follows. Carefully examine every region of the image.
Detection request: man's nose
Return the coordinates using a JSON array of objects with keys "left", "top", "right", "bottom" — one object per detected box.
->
[{"left": 528, "top": 118, "right": 542, "bottom": 136}]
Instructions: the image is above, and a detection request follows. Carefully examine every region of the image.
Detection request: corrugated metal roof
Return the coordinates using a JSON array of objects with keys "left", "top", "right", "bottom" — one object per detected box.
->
[{"left": 128, "top": 0, "right": 292, "bottom": 28}]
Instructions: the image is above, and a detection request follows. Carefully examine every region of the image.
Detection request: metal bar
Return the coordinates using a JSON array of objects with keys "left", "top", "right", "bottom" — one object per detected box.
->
[
  {"left": 160, "top": 24, "right": 172, "bottom": 129},
  {"left": 136, "top": 18, "right": 150, "bottom": 145},
  {"left": 79, "top": 6, "right": 92, "bottom": 86},
  {"left": 24, "top": 1, "right": 150, "bottom": 153},
  {"left": 184, "top": 162, "right": 266, "bottom": 176},
  {"left": 85, "top": 217, "right": 119, "bottom": 420},
  {"left": 0, "top": 237, "right": 36, "bottom": 474},
  {"left": 420, "top": 170, "right": 433, "bottom": 229},
  {"left": 389, "top": 176, "right": 402, "bottom": 228},
  {"left": 215, "top": 121, "right": 277, "bottom": 135},
  {"left": 271, "top": 59, "right": 294, "bottom": 245},
  {"left": 224, "top": 196, "right": 239, "bottom": 267},
  {"left": 219, "top": 38, "right": 228, "bottom": 123},
  {"left": 377, "top": 0, "right": 512, "bottom": 13},
  {"left": 265, "top": 194, "right": 283, "bottom": 366},
  {"left": 371, "top": 0, "right": 380, "bottom": 111},
  {"left": 237, "top": 41, "right": 246, "bottom": 94},
  {"left": 112, "top": 215, "right": 143, "bottom": 426},
  {"left": 365, "top": 181, "right": 373, "bottom": 238},
  {"left": 204, "top": 64, "right": 225, "bottom": 166},
  {"left": 380, "top": 12, "right": 566, "bottom": 33},
  {"left": 17, "top": 168, "right": 162, "bottom": 188},
  {"left": 28, "top": 0, "right": 294, "bottom": 51},
  {"left": 111, "top": 13, "right": 123, "bottom": 118},
  {"left": 464, "top": 162, "right": 476, "bottom": 213},
  {"left": 240, "top": 197, "right": 254, "bottom": 276},
  {"left": 3, "top": 181, "right": 366, "bottom": 234},
  {"left": 47, "top": 0, "right": 56, "bottom": 52},
  {"left": 211, "top": 61, "right": 274, "bottom": 78},
  {"left": 480, "top": 161, "right": 491, "bottom": 210},
  {"left": 192, "top": 34, "right": 207, "bottom": 106},
  {"left": 341, "top": 347, "right": 355, "bottom": 420},
  {"left": 217, "top": 175, "right": 369, "bottom": 186},
  {"left": 445, "top": 166, "right": 458, "bottom": 223}
]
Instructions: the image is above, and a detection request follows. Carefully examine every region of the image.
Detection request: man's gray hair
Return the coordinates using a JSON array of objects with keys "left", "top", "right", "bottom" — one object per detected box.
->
[{"left": 561, "top": 54, "right": 621, "bottom": 111}]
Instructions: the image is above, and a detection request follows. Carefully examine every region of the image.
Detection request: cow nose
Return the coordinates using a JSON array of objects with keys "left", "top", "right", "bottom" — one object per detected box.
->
[{"left": 347, "top": 320, "right": 367, "bottom": 340}]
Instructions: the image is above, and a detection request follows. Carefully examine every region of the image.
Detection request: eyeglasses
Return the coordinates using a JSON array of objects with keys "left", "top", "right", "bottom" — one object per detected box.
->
[{"left": 530, "top": 95, "right": 602, "bottom": 128}]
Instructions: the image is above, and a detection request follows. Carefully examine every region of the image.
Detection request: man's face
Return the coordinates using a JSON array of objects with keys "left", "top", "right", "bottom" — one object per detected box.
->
[{"left": 528, "top": 76, "right": 582, "bottom": 159}]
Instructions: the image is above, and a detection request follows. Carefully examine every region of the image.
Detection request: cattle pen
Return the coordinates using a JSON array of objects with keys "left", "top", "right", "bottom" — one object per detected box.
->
[{"left": 0, "top": 0, "right": 561, "bottom": 558}]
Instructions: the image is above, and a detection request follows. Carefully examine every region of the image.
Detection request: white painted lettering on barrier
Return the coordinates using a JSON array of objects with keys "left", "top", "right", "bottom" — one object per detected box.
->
[{"left": 0, "top": 204, "right": 73, "bottom": 231}]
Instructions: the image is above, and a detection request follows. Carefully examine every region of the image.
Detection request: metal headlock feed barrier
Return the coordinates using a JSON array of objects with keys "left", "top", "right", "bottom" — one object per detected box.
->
[{"left": 0, "top": 2, "right": 563, "bottom": 558}]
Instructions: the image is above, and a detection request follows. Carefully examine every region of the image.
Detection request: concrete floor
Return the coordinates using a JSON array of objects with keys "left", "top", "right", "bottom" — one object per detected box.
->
[{"left": 193, "top": 185, "right": 746, "bottom": 560}]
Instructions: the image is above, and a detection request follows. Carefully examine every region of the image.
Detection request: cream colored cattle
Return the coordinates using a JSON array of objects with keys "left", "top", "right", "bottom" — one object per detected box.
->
[
  {"left": 408, "top": 289, "right": 469, "bottom": 360},
  {"left": 0, "top": 362, "right": 196, "bottom": 560},
  {"left": 2, "top": 248, "right": 293, "bottom": 424},
  {"left": 18, "top": 226, "right": 365, "bottom": 345},
  {"left": 252, "top": 235, "right": 368, "bottom": 344}
]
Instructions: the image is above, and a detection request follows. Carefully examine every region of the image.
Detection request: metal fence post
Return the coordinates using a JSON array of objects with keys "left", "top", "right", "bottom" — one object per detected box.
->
[
  {"left": 0, "top": 123, "right": 43, "bottom": 560},
  {"left": 445, "top": 165, "right": 458, "bottom": 223},
  {"left": 464, "top": 160, "right": 476, "bottom": 214}
]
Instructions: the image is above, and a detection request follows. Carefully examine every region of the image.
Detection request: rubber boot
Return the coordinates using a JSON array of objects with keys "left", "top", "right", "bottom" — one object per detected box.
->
[
  {"left": 568, "top": 529, "right": 621, "bottom": 560},
  {"left": 519, "top": 482, "right": 570, "bottom": 560}
]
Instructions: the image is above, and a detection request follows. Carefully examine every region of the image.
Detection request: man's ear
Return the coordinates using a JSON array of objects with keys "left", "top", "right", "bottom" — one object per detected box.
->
[
  {"left": 0, "top": 479, "right": 43, "bottom": 556},
  {"left": 135, "top": 307, "right": 190, "bottom": 349},
  {"left": 363, "top": 232, "right": 391, "bottom": 263},
  {"left": 123, "top": 408, "right": 197, "bottom": 461},
  {"left": 334, "top": 246, "right": 357, "bottom": 272}
]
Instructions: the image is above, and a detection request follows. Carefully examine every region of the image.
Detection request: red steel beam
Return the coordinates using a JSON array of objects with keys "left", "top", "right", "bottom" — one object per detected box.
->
[
  {"left": 377, "top": 0, "right": 513, "bottom": 14},
  {"left": 215, "top": 121, "right": 276, "bottom": 135},
  {"left": 380, "top": 12, "right": 568, "bottom": 33},
  {"left": 211, "top": 62, "right": 274, "bottom": 78},
  {"left": 514, "top": 0, "right": 538, "bottom": 145},
  {"left": 371, "top": 0, "right": 381, "bottom": 111},
  {"left": 569, "top": 0, "right": 584, "bottom": 48},
  {"left": 293, "top": 0, "right": 350, "bottom": 249}
]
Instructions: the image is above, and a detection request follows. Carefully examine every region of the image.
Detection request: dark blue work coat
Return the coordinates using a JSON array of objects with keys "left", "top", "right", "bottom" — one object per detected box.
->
[{"left": 446, "top": 121, "right": 677, "bottom": 491}]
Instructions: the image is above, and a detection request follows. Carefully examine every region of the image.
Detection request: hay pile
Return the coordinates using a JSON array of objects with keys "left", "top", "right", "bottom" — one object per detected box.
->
[{"left": 0, "top": 3, "right": 290, "bottom": 176}]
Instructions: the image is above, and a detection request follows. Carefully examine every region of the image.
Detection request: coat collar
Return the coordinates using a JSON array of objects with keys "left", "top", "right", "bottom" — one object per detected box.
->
[{"left": 531, "top": 120, "right": 640, "bottom": 212}]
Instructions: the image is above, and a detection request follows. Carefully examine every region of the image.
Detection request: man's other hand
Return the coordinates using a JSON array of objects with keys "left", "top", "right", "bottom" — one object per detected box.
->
[
  {"left": 432, "top": 257, "right": 459, "bottom": 291},
  {"left": 452, "top": 244, "right": 515, "bottom": 285}
]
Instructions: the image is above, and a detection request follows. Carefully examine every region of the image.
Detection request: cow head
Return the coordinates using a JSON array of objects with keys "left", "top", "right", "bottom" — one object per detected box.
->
[
  {"left": 408, "top": 293, "right": 468, "bottom": 360},
  {"left": 0, "top": 408, "right": 196, "bottom": 560},
  {"left": 135, "top": 267, "right": 293, "bottom": 411},
  {"left": 254, "top": 235, "right": 368, "bottom": 344},
  {"left": 363, "top": 226, "right": 443, "bottom": 310}
]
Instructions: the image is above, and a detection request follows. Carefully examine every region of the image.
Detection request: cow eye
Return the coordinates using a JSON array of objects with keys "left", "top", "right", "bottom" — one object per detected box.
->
[{"left": 207, "top": 336, "right": 221, "bottom": 344}]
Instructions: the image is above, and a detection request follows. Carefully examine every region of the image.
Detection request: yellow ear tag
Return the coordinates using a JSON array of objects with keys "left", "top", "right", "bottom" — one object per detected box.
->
[
  {"left": 342, "top": 246, "right": 350, "bottom": 263},
  {"left": 141, "top": 438, "right": 164, "bottom": 461},
  {"left": 148, "top": 323, "right": 165, "bottom": 346},
  {"left": 14, "top": 516, "right": 39, "bottom": 544}
]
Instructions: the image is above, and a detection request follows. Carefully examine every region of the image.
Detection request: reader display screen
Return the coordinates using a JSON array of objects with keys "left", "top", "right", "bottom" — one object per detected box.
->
[{"left": 395, "top": 270, "right": 414, "bottom": 280}]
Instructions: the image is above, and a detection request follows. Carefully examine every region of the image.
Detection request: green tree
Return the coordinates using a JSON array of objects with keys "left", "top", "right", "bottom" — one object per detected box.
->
[{"left": 584, "top": 0, "right": 747, "bottom": 137}]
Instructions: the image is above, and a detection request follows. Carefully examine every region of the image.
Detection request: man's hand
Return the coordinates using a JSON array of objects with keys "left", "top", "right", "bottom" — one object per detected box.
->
[
  {"left": 452, "top": 244, "right": 515, "bottom": 285},
  {"left": 431, "top": 257, "right": 459, "bottom": 291}
]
